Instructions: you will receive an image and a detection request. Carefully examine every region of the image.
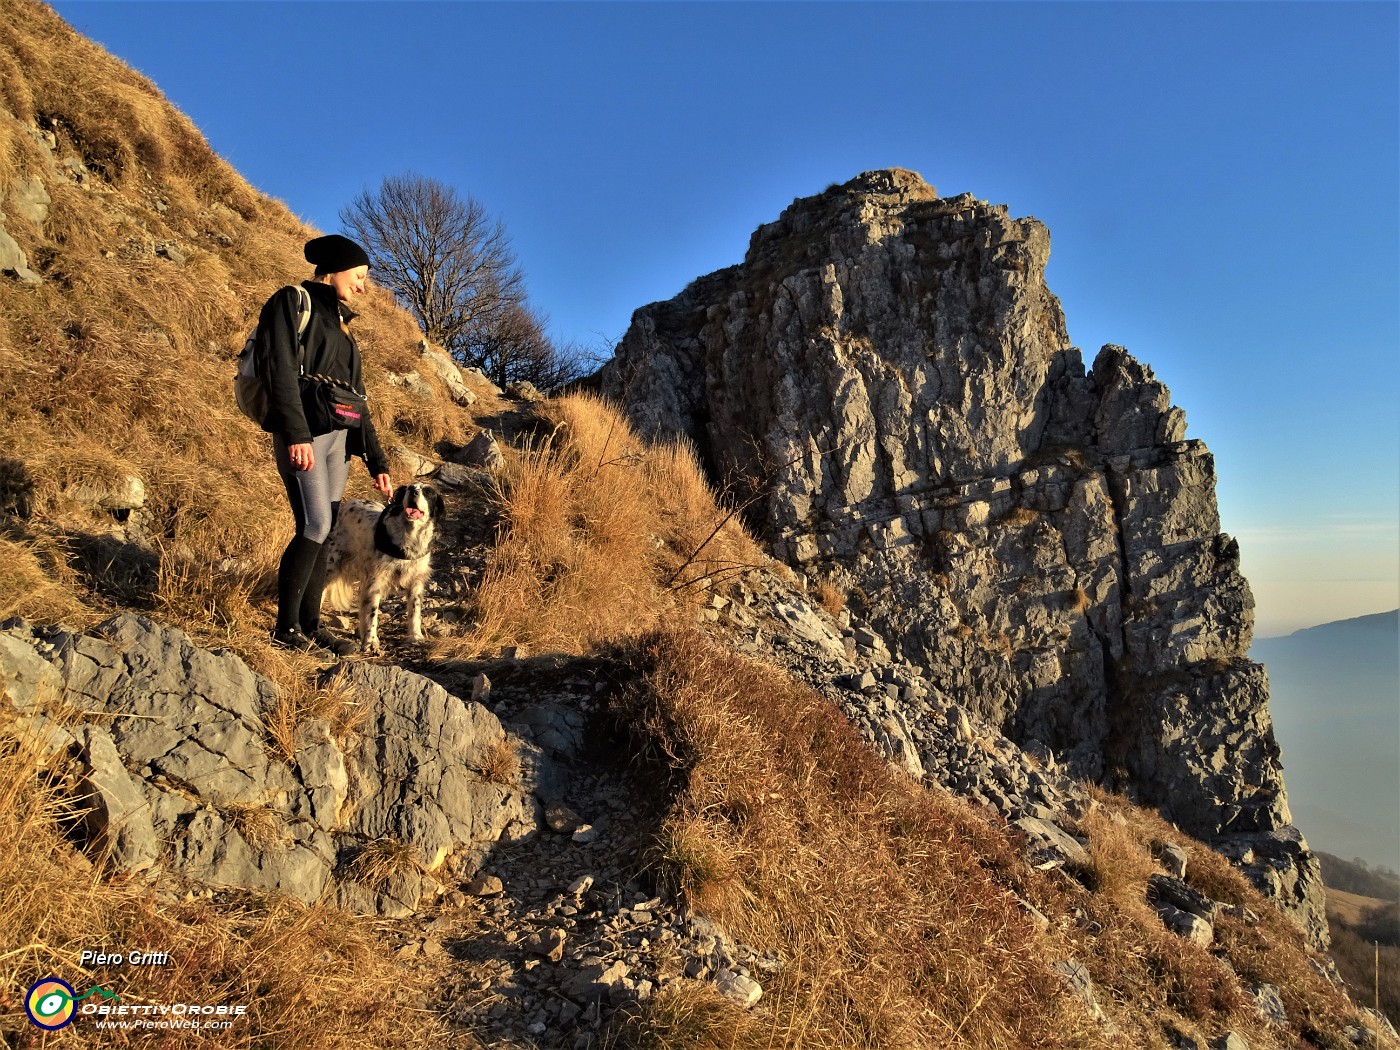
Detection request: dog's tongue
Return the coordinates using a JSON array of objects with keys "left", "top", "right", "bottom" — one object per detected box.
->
[{"left": 405, "top": 507, "right": 424, "bottom": 521}]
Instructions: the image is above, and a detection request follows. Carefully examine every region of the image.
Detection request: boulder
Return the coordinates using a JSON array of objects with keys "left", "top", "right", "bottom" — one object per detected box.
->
[
  {"left": 1054, "top": 959, "right": 1117, "bottom": 1033},
  {"left": 1147, "top": 874, "right": 1218, "bottom": 923},
  {"left": 0, "top": 627, "right": 73, "bottom": 762},
  {"left": 454, "top": 428, "right": 506, "bottom": 473},
  {"left": 0, "top": 614, "right": 547, "bottom": 915},
  {"left": 332, "top": 661, "right": 541, "bottom": 872},
  {"left": 388, "top": 370, "right": 435, "bottom": 398},
  {"left": 0, "top": 221, "right": 40, "bottom": 284},
  {"left": 506, "top": 380, "right": 545, "bottom": 402},
  {"left": 9, "top": 175, "right": 51, "bottom": 225},
  {"left": 1159, "top": 842, "right": 1189, "bottom": 879},
  {"left": 565, "top": 959, "right": 631, "bottom": 1002},
  {"left": 418, "top": 341, "right": 478, "bottom": 405},
  {"left": 1014, "top": 816, "right": 1090, "bottom": 869},
  {"left": 525, "top": 928, "right": 568, "bottom": 962},
  {"left": 433, "top": 462, "right": 487, "bottom": 489},
  {"left": 1249, "top": 983, "right": 1286, "bottom": 1026},
  {"left": 714, "top": 968, "right": 763, "bottom": 1008},
  {"left": 1156, "top": 903, "right": 1214, "bottom": 947},
  {"left": 391, "top": 445, "right": 437, "bottom": 478},
  {"left": 76, "top": 725, "right": 161, "bottom": 872},
  {"left": 63, "top": 473, "right": 146, "bottom": 512}
]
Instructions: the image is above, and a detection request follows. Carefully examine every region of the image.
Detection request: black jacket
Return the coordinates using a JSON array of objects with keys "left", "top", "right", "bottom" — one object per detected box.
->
[{"left": 257, "top": 281, "right": 390, "bottom": 476}]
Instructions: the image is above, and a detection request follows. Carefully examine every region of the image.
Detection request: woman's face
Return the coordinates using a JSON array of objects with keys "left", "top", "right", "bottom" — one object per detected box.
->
[{"left": 325, "top": 265, "right": 369, "bottom": 302}]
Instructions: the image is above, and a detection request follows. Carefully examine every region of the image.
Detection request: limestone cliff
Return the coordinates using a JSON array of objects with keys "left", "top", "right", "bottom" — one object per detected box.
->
[{"left": 600, "top": 169, "right": 1325, "bottom": 945}]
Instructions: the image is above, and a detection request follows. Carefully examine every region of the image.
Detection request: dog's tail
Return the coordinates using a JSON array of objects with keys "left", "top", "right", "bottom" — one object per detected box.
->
[
  {"left": 321, "top": 543, "right": 359, "bottom": 613},
  {"left": 321, "top": 575, "right": 357, "bottom": 613}
]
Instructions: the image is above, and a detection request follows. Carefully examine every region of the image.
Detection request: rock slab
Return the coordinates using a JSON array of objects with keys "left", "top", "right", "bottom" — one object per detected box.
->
[{"left": 0, "top": 613, "right": 545, "bottom": 915}]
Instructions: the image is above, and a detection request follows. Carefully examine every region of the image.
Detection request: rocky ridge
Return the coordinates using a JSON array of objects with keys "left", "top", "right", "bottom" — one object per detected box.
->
[
  {"left": 600, "top": 168, "right": 1326, "bottom": 947},
  {"left": 3, "top": 373, "right": 1393, "bottom": 1047}
]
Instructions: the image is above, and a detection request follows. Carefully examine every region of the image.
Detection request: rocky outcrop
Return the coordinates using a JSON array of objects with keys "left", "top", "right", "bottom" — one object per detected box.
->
[
  {"left": 600, "top": 168, "right": 1325, "bottom": 945},
  {"left": 0, "top": 613, "right": 546, "bottom": 916}
]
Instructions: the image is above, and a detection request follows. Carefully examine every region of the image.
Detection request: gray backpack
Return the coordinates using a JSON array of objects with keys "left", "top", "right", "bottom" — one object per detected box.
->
[{"left": 234, "top": 284, "right": 311, "bottom": 426}]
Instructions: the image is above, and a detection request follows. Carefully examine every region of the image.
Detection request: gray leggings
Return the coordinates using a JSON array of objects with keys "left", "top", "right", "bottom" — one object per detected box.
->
[{"left": 274, "top": 430, "right": 350, "bottom": 543}]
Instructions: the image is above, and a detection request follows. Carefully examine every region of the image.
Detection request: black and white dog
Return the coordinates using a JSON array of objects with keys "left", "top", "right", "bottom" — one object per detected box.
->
[{"left": 323, "top": 483, "right": 445, "bottom": 652}]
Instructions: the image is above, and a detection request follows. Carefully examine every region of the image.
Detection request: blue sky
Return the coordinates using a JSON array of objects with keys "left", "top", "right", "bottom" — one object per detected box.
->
[{"left": 53, "top": 0, "right": 1399, "bottom": 637}]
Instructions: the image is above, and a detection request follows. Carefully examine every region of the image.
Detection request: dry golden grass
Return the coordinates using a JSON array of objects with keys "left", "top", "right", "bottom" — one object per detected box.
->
[
  {"left": 1326, "top": 889, "right": 1387, "bottom": 928},
  {"left": 315, "top": 666, "right": 376, "bottom": 741},
  {"left": 258, "top": 665, "right": 327, "bottom": 765},
  {"left": 258, "top": 661, "right": 372, "bottom": 764},
  {"left": 478, "top": 736, "right": 521, "bottom": 786},
  {"left": 607, "top": 629, "right": 1108, "bottom": 1050},
  {"left": 1053, "top": 787, "right": 1379, "bottom": 1049},
  {"left": 1074, "top": 806, "right": 1157, "bottom": 913},
  {"left": 1000, "top": 506, "right": 1040, "bottom": 528},
  {"left": 224, "top": 803, "right": 287, "bottom": 852},
  {"left": 349, "top": 838, "right": 423, "bottom": 896},
  {"left": 602, "top": 632, "right": 1383, "bottom": 1050},
  {"left": 604, "top": 981, "right": 768, "bottom": 1050},
  {"left": 643, "top": 435, "right": 765, "bottom": 592},
  {"left": 814, "top": 576, "right": 846, "bottom": 618},
  {"left": 0, "top": 5, "right": 249, "bottom": 223},
  {"left": 0, "top": 533, "right": 91, "bottom": 626},
  {"left": 452, "top": 393, "right": 764, "bottom": 657}
]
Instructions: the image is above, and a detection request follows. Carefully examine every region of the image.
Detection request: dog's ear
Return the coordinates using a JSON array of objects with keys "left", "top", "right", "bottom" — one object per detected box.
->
[
  {"left": 387, "top": 485, "right": 405, "bottom": 512},
  {"left": 427, "top": 485, "right": 445, "bottom": 522}
]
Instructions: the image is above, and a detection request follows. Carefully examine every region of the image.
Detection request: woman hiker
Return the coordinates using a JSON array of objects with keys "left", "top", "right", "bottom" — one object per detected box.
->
[{"left": 258, "top": 233, "right": 392, "bottom": 654}]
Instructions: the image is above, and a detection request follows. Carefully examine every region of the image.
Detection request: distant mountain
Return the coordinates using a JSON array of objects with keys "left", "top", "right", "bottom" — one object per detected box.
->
[
  {"left": 1318, "top": 851, "right": 1400, "bottom": 898},
  {"left": 1253, "top": 611, "right": 1399, "bottom": 871}
]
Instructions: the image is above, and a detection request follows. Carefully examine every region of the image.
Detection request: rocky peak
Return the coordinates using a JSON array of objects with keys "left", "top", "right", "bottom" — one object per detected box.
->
[
  {"left": 743, "top": 167, "right": 941, "bottom": 262},
  {"left": 601, "top": 169, "right": 1326, "bottom": 946}
]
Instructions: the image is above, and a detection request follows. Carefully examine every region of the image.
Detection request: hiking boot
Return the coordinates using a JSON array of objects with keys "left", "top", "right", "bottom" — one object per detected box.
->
[
  {"left": 271, "top": 626, "right": 315, "bottom": 651},
  {"left": 308, "top": 628, "right": 358, "bottom": 658}
]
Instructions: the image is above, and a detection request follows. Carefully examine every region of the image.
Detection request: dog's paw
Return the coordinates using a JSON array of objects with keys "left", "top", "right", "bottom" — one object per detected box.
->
[{"left": 362, "top": 637, "right": 382, "bottom": 655}]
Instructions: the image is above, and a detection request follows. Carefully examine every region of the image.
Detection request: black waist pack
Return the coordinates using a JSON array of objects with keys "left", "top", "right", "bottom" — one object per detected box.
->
[{"left": 302, "top": 375, "right": 368, "bottom": 431}]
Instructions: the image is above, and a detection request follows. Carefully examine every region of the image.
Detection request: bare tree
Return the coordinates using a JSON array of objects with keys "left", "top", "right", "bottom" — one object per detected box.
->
[
  {"left": 341, "top": 173, "right": 598, "bottom": 391},
  {"left": 466, "top": 301, "right": 548, "bottom": 389},
  {"left": 455, "top": 303, "right": 601, "bottom": 390},
  {"left": 339, "top": 173, "right": 520, "bottom": 351}
]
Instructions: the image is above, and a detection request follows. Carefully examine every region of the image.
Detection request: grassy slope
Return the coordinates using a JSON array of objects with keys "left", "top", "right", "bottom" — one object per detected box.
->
[
  {"left": 0, "top": 0, "right": 481, "bottom": 645},
  {"left": 0, "top": 2, "right": 1387, "bottom": 1047},
  {"left": 1329, "top": 890, "right": 1392, "bottom": 929},
  {"left": 1326, "top": 888, "right": 1400, "bottom": 1029}
]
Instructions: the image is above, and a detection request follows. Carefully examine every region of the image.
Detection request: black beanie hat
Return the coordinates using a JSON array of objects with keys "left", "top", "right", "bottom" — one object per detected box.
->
[{"left": 304, "top": 234, "right": 370, "bottom": 273}]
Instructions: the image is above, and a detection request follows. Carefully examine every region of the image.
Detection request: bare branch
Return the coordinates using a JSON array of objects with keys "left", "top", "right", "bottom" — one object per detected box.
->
[{"left": 339, "top": 172, "right": 588, "bottom": 391}]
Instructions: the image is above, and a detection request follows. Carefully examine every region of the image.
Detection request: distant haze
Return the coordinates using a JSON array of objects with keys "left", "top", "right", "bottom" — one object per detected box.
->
[{"left": 1253, "top": 611, "right": 1400, "bottom": 871}]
